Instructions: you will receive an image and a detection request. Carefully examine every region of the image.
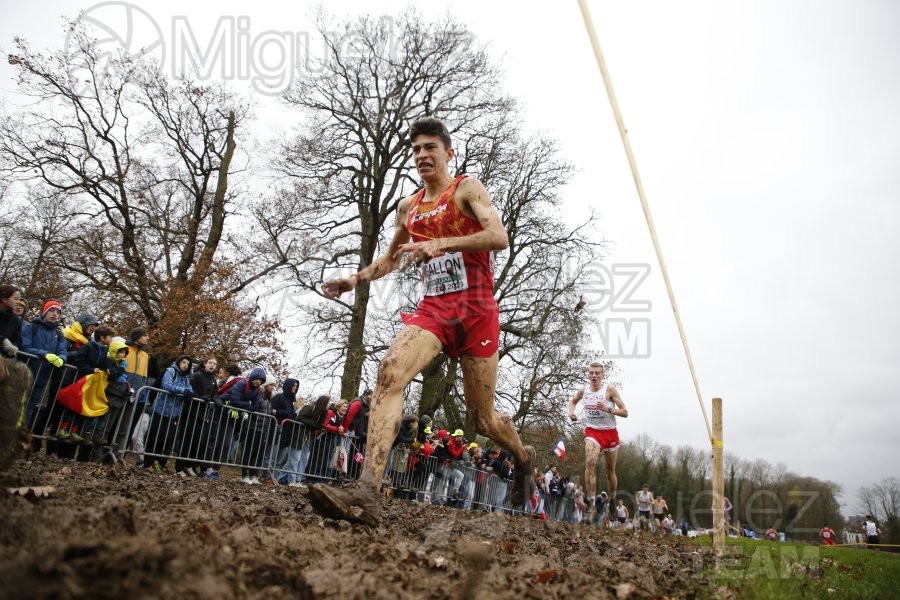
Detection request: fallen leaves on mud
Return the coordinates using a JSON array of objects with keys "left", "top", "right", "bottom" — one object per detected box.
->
[
  {"left": 1, "top": 455, "right": 716, "bottom": 599},
  {"left": 7, "top": 485, "right": 55, "bottom": 498}
]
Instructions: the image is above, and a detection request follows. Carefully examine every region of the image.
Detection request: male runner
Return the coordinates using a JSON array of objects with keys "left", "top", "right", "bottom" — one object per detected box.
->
[
  {"left": 568, "top": 361, "right": 628, "bottom": 523},
  {"left": 864, "top": 515, "right": 880, "bottom": 548},
  {"left": 819, "top": 523, "right": 836, "bottom": 546},
  {"left": 637, "top": 483, "right": 654, "bottom": 527},
  {"left": 311, "top": 117, "right": 533, "bottom": 523}
]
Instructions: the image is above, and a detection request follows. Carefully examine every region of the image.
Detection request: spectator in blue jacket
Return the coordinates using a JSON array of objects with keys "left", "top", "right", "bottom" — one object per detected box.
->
[
  {"left": 143, "top": 355, "right": 194, "bottom": 471},
  {"left": 227, "top": 366, "right": 265, "bottom": 410},
  {"left": 229, "top": 366, "right": 265, "bottom": 483},
  {"left": 20, "top": 299, "right": 68, "bottom": 431}
]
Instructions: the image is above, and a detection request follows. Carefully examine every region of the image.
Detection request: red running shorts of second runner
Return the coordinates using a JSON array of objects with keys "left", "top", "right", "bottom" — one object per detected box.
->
[
  {"left": 585, "top": 427, "right": 620, "bottom": 452},
  {"left": 400, "top": 292, "right": 499, "bottom": 358}
]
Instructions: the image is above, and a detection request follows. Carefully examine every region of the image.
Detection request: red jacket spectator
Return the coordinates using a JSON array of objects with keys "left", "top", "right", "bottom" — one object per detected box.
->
[
  {"left": 447, "top": 430, "right": 466, "bottom": 459},
  {"left": 323, "top": 399, "right": 349, "bottom": 435},
  {"left": 343, "top": 389, "right": 372, "bottom": 435},
  {"left": 421, "top": 440, "right": 435, "bottom": 458}
]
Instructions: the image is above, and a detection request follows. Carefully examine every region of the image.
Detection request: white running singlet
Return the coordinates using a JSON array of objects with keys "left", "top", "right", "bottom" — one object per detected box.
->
[
  {"left": 638, "top": 491, "right": 653, "bottom": 512},
  {"left": 582, "top": 383, "right": 615, "bottom": 430}
]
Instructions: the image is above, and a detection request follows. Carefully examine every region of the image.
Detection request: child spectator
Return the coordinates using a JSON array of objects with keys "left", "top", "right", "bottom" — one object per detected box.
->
[
  {"left": 57, "top": 325, "right": 115, "bottom": 444},
  {"left": 83, "top": 337, "right": 131, "bottom": 447},
  {"left": 54, "top": 336, "right": 127, "bottom": 456},
  {"left": 100, "top": 338, "right": 132, "bottom": 445},
  {"left": 143, "top": 356, "right": 194, "bottom": 471},
  {"left": 54, "top": 315, "right": 102, "bottom": 454}
]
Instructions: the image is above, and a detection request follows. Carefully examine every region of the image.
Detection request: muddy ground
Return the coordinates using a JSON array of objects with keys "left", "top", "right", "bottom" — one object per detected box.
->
[{"left": 0, "top": 453, "right": 719, "bottom": 599}]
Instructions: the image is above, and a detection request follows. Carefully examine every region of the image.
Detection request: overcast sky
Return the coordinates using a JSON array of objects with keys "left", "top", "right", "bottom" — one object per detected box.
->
[{"left": 2, "top": 0, "right": 898, "bottom": 514}]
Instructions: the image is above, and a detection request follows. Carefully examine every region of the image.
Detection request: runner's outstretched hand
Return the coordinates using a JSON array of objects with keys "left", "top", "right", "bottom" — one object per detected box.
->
[{"left": 322, "top": 276, "right": 356, "bottom": 298}]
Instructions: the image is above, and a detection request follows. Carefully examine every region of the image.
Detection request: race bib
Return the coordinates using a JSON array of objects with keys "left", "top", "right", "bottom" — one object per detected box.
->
[
  {"left": 585, "top": 406, "right": 607, "bottom": 421},
  {"left": 423, "top": 252, "right": 469, "bottom": 296}
]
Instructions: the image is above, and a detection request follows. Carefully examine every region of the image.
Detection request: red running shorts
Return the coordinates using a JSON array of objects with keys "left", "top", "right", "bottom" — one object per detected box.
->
[
  {"left": 401, "top": 290, "right": 499, "bottom": 358},
  {"left": 585, "top": 427, "right": 620, "bottom": 452}
]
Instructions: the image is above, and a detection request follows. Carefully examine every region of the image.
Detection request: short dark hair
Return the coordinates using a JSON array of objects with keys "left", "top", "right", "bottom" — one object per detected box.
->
[
  {"left": 130, "top": 327, "right": 148, "bottom": 341},
  {"left": 226, "top": 364, "right": 241, "bottom": 376},
  {"left": 93, "top": 325, "right": 115, "bottom": 340},
  {"left": 409, "top": 116, "right": 451, "bottom": 150}
]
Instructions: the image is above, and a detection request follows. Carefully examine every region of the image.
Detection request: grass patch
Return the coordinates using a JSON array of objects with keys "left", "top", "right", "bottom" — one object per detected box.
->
[{"left": 693, "top": 537, "right": 900, "bottom": 599}]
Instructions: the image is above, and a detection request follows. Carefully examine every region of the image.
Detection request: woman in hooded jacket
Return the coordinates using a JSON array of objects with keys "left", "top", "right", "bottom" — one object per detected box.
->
[
  {"left": 229, "top": 367, "right": 266, "bottom": 484},
  {"left": 271, "top": 378, "right": 300, "bottom": 483}
]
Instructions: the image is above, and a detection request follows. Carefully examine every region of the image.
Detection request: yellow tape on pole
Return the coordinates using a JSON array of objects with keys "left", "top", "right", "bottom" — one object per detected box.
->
[{"left": 576, "top": 0, "right": 712, "bottom": 440}]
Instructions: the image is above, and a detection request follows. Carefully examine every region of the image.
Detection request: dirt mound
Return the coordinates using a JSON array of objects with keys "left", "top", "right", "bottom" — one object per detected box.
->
[{"left": 0, "top": 454, "right": 715, "bottom": 599}]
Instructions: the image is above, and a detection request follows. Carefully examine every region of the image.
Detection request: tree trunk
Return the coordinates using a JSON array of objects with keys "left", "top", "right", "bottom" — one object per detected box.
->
[
  {"left": 418, "top": 355, "right": 458, "bottom": 422},
  {"left": 340, "top": 280, "right": 370, "bottom": 400}
]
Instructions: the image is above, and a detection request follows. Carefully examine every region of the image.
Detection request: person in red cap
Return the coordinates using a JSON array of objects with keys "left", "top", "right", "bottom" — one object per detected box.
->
[
  {"left": 314, "top": 117, "right": 533, "bottom": 524},
  {"left": 20, "top": 299, "right": 68, "bottom": 431}
]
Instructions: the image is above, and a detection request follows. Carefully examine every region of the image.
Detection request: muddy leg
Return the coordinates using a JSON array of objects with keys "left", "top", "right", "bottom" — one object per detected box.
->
[
  {"left": 604, "top": 448, "right": 619, "bottom": 499},
  {"left": 460, "top": 353, "right": 527, "bottom": 465},
  {"left": 358, "top": 326, "right": 442, "bottom": 491},
  {"left": 584, "top": 439, "right": 601, "bottom": 498}
]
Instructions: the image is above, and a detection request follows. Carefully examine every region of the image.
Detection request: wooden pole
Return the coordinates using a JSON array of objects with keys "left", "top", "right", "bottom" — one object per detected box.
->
[
  {"left": 576, "top": 0, "right": 712, "bottom": 440},
  {"left": 711, "top": 397, "right": 724, "bottom": 550}
]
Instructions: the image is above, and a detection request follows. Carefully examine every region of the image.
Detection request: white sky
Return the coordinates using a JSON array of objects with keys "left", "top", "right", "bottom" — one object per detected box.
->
[{"left": 2, "top": 0, "right": 898, "bottom": 514}]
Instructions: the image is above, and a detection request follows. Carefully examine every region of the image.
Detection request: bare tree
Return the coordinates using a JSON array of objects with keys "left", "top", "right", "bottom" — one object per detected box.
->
[
  {"left": 274, "top": 10, "right": 514, "bottom": 398},
  {"left": 858, "top": 477, "right": 900, "bottom": 522},
  {"left": 1, "top": 26, "right": 288, "bottom": 363}
]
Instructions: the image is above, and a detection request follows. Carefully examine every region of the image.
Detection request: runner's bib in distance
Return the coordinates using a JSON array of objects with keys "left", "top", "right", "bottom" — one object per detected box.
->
[{"left": 423, "top": 252, "right": 469, "bottom": 296}]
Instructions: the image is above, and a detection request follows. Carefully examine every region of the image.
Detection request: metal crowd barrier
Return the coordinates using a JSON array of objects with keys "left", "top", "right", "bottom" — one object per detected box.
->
[
  {"left": 17, "top": 349, "right": 135, "bottom": 462},
  {"left": 17, "top": 369, "right": 606, "bottom": 522}
]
